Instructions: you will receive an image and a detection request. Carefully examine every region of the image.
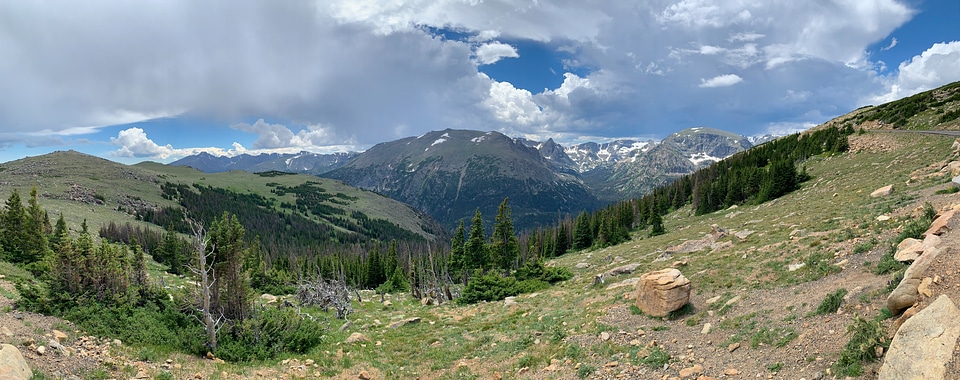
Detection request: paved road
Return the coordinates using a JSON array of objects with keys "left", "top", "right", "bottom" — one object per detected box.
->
[{"left": 872, "top": 129, "right": 960, "bottom": 137}]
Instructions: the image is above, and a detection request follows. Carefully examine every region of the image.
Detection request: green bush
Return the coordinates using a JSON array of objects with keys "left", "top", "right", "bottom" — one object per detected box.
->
[
  {"left": 814, "top": 288, "right": 848, "bottom": 315},
  {"left": 832, "top": 317, "right": 888, "bottom": 377},
  {"left": 215, "top": 307, "right": 325, "bottom": 362},
  {"left": 640, "top": 346, "right": 671, "bottom": 369},
  {"left": 457, "top": 272, "right": 520, "bottom": 305}
]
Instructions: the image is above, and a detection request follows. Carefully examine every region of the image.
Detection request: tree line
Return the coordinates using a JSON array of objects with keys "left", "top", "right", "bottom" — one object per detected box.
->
[{"left": 516, "top": 125, "right": 853, "bottom": 260}]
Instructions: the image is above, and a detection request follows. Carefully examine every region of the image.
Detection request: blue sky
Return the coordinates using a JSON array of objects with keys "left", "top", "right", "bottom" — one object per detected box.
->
[{"left": 0, "top": 0, "right": 958, "bottom": 164}]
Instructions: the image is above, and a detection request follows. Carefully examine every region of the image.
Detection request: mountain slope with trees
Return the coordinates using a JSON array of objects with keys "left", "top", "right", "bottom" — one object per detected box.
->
[{"left": 322, "top": 129, "right": 602, "bottom": 231}]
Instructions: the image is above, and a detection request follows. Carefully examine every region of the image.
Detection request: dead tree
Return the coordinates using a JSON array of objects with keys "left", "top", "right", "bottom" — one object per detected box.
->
[
  {"left": 188, "top": 219, "right": 225, "bottom": 351},
  {"left": 296, "top": 276, "right": 352, "bottom": 319}
]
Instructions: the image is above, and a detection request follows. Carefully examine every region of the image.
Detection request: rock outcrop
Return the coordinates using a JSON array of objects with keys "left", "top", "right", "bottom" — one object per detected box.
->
[
  {"left": 634, "top": 268, "right": 691, "bottom": 317},
  {"left": 894, "top": 234, "right": 940, "bottom": 263},
  {"left": 880, "top": 295, "right": 960, "bottom": 380},
  {"left": 0, "top": 344, "right": 31, "bottom": 380},
  {"left": 887, "top": 247, "right": 942, "bottom": 315}
]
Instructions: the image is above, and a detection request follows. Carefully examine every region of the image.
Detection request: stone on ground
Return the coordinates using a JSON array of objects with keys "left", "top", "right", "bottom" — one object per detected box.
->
[
  {"left": 879, "top": 295, "right": 960, "bottom": 380},
  {"left": 870, "top": 185, "right": 894, "bottom": 197},
  {"left": 634, "top": 268, "right": 691, "bottom": 317},
  {"left": 0, "top": 344, "right": 31, "bottom": 380}
]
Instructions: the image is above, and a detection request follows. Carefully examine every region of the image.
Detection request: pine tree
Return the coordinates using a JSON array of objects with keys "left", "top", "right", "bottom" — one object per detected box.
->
[
  {"left": 648, "top": 207, "right": 665, "bottom": 237},
  {"left": 464, "top": 209, "right": 488, "bottom": 273},
  {"left": 554, "top": 222, "right": 569, "bottom": 257},
  {"left": 208, "top": 212, "right": 252, "bottom": 322},
  {"left": 157, "top": 224, "right": 184, "bottom": 275},
  {"left": 1, "top": 189, "right": 26, "bottom": 263},
  {"left": 572, "top": 211, "right": 593, "bottom": 250},
  {"left": 365, "top": 246, "right": 385, "bottom": 288},
  {"left": 23, "top": 187, "right": 48, "bottom": 265},
  {"left": 489, "top": 198, "right": 519, "bottom": 274},
  {"left": 448, "top": 220, "right": 466, "bottom": 283}
]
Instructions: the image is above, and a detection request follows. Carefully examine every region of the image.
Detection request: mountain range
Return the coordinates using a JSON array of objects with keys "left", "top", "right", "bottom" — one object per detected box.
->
[{"left": 171, "top": 127, "right": 756, "bottom": 230}]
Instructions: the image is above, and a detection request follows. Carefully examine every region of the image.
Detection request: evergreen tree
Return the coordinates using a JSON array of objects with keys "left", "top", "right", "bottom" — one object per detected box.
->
[
  {"left": 448, "top": 220, "right": 466, "bottom": 283},
  {"left": 572, "top": 211, "right": 593, "bottom": 250},
  {"left": 50, "top": 213, "right": 68, "bottom": 248},
  {"left": 365, "top": 246, "right": 385, "bottom": 288},
  {"left": 23, "top": 187, "right": 49, "bottom": 265},
  {"left": 464, "top": 209, "right": 488, "bottom": 273},
  {"left": 648, "top": 207, "right": 665, "bottom": 237},
  {"left": 554, "top": 222, "right": 569, "bottom": 257},
  {"left": 157, "top": 224, "right": 184, "bottom": 275},
  {"left": 1, "top": 189, "right": 26, "bottom": 263},
  {"left": 208, "top": 212, "right": 252, "bottom": 322},
  {"left": 489, "top": 198, "right": 519, "bottom": 274}
]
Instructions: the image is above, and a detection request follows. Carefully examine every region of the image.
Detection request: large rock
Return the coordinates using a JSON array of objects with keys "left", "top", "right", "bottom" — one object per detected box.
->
[
  {"left": 894, "top": 234, "right": 941, "bottom": 263},
  {"left": 880, "top": 295, "right": 960, "bottom": 380},
  {"left": 923, "top": 209, "right": 956, "bottom": 237},
  {"left": 871, "top": 185, "right": 894, "bottom": 198},
  {"left": 634, "top": 268, "right": 691, "bottom": 317},
  {"left": 0, "top": 344, "right": 31, "bottom": 380},
  {"left": 888, "top": 246, "right": 943, "bottom": 315},
  {"left": 604, "top": 263, "right": 641, "bottom": 277},
  {"left": 887, "top": 278, "right": 920, "bottom": 315}
]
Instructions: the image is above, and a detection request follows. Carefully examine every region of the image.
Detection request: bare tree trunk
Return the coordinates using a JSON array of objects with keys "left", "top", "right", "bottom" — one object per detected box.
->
[{"left": 189, "top": 220, "right": 221, "bottom": 352}]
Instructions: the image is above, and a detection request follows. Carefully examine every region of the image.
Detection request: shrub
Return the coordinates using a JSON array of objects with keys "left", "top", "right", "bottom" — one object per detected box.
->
[
  {"left": 215, "top": 307, "right": 325, "bottom": 362},
  {"left": 814, "top": 288, "right": 848, "bottom": 315},
  {"left": 832, "top": 317, "right": 888, "bottom": 377},
  {"left": 640, "top": 346, "right": 671, "bottom": 369},
  {"left": 457, "top": 272, "right": 520, "bottom": 305}
]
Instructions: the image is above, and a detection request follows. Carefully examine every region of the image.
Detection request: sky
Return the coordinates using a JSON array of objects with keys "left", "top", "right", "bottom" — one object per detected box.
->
[{"left": 0, "top": 0, "right": 958, "bottom": 165}]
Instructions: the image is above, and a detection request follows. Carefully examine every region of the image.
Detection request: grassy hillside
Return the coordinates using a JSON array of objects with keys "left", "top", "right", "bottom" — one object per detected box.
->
[{"left": 0, "top": 151, "right": 443, "bottom": 243}]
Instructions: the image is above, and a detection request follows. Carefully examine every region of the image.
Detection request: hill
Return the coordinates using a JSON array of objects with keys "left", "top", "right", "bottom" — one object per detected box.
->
[
  {"left": 322, "top": 129, "right": 602, "bottom": 230},
  {"left": 0, "top": 150, "right": 444, "bottom": 254},
  {"left": 170, "top": 151, "right": 359, "bottom": 174}
]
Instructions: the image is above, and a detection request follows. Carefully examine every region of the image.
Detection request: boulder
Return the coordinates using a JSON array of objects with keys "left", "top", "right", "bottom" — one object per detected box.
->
[
  {"left": 887, "top": 278, "right": 920, "bottom": 315},
  {"left": 947, "top": 161, "right": 960, "bottom": 176},
  {"left": 0, "top": 344, "right": 31, "bottom": 380},
  {"left": 893, "top": 234, "right": 942, "bottom": 263},
  {"left": 953, "top": 175, "right": 960, "bottom": 189},
  {"left": 634, "top": 268, "right": 691, "bottom": 317},
  {"left": 387, "top": 317, "right": 421, "bottom": 329},
  {"left": 345, "top": 332, "right": 369, "bottom": 344},
  {"left": 923, "top": 209, "right": 956, "bottom": 237},
  {"left": 894, "top": 238, "right": 923, "bottom": 262},
  {"left": 870, "top": 185, "right": 894, "bottom": 198},
  {"left": 260, "top": 294, "right": 278, "bottom": 304},
  {"left": 604, "top": 263, "right": 641, "bottom": 277},
  {"left": 880, "top": 295, "right": 960, "bottom": 380}
]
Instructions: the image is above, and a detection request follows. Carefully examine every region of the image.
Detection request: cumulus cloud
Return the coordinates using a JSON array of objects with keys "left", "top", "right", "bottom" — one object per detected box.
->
[
  {"left": 110, "top": 128, "right": 178, "bottom": 159},
  {"left": 867, "top": 41, "right": 960, "bottom": 104},
  {"left": 699, "top": 74, "right": 743, "bottom": 88},
  {"left": 474, "top": 42, "right": 520, "bottom": 65},
  {"left": 230, "top": 119, "right": 341, "bottom": 150},
  {"left": 0, "top": 0, "right": 947, "bottom": 155}
]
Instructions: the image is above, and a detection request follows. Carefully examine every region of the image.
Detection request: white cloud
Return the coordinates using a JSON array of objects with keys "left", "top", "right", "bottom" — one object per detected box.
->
[
  {"left": 867, "top": 41, "right": 960, "bottom": 104},
  {"left": 110, "top": 128, "right": 178, "bottom": 159},
  {"left": 699, "top": 74, "right": 743, "bottom": 88},
  {"left": 881, "top": 37, "right": 898, "bottom": 51},
  {"left": 231, "top": 119, "right": 342, "bottom": 150},
  {"left": 484, "top": 78, "right": 548, "bottom": 126},
  {"left": 474, "top": 42, "right": 520, "bottom": 65}
]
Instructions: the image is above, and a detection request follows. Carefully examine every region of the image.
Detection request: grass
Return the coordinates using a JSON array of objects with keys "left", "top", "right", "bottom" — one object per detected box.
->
[
  {"left": 832, "top": 317, "right": 888, "bottom": 377},
  {"left": 813, "top": 288, "right": 848, "bottom": 316},
  {"left": 640, "top": 346, "right": 671, "bottom": 369}
]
